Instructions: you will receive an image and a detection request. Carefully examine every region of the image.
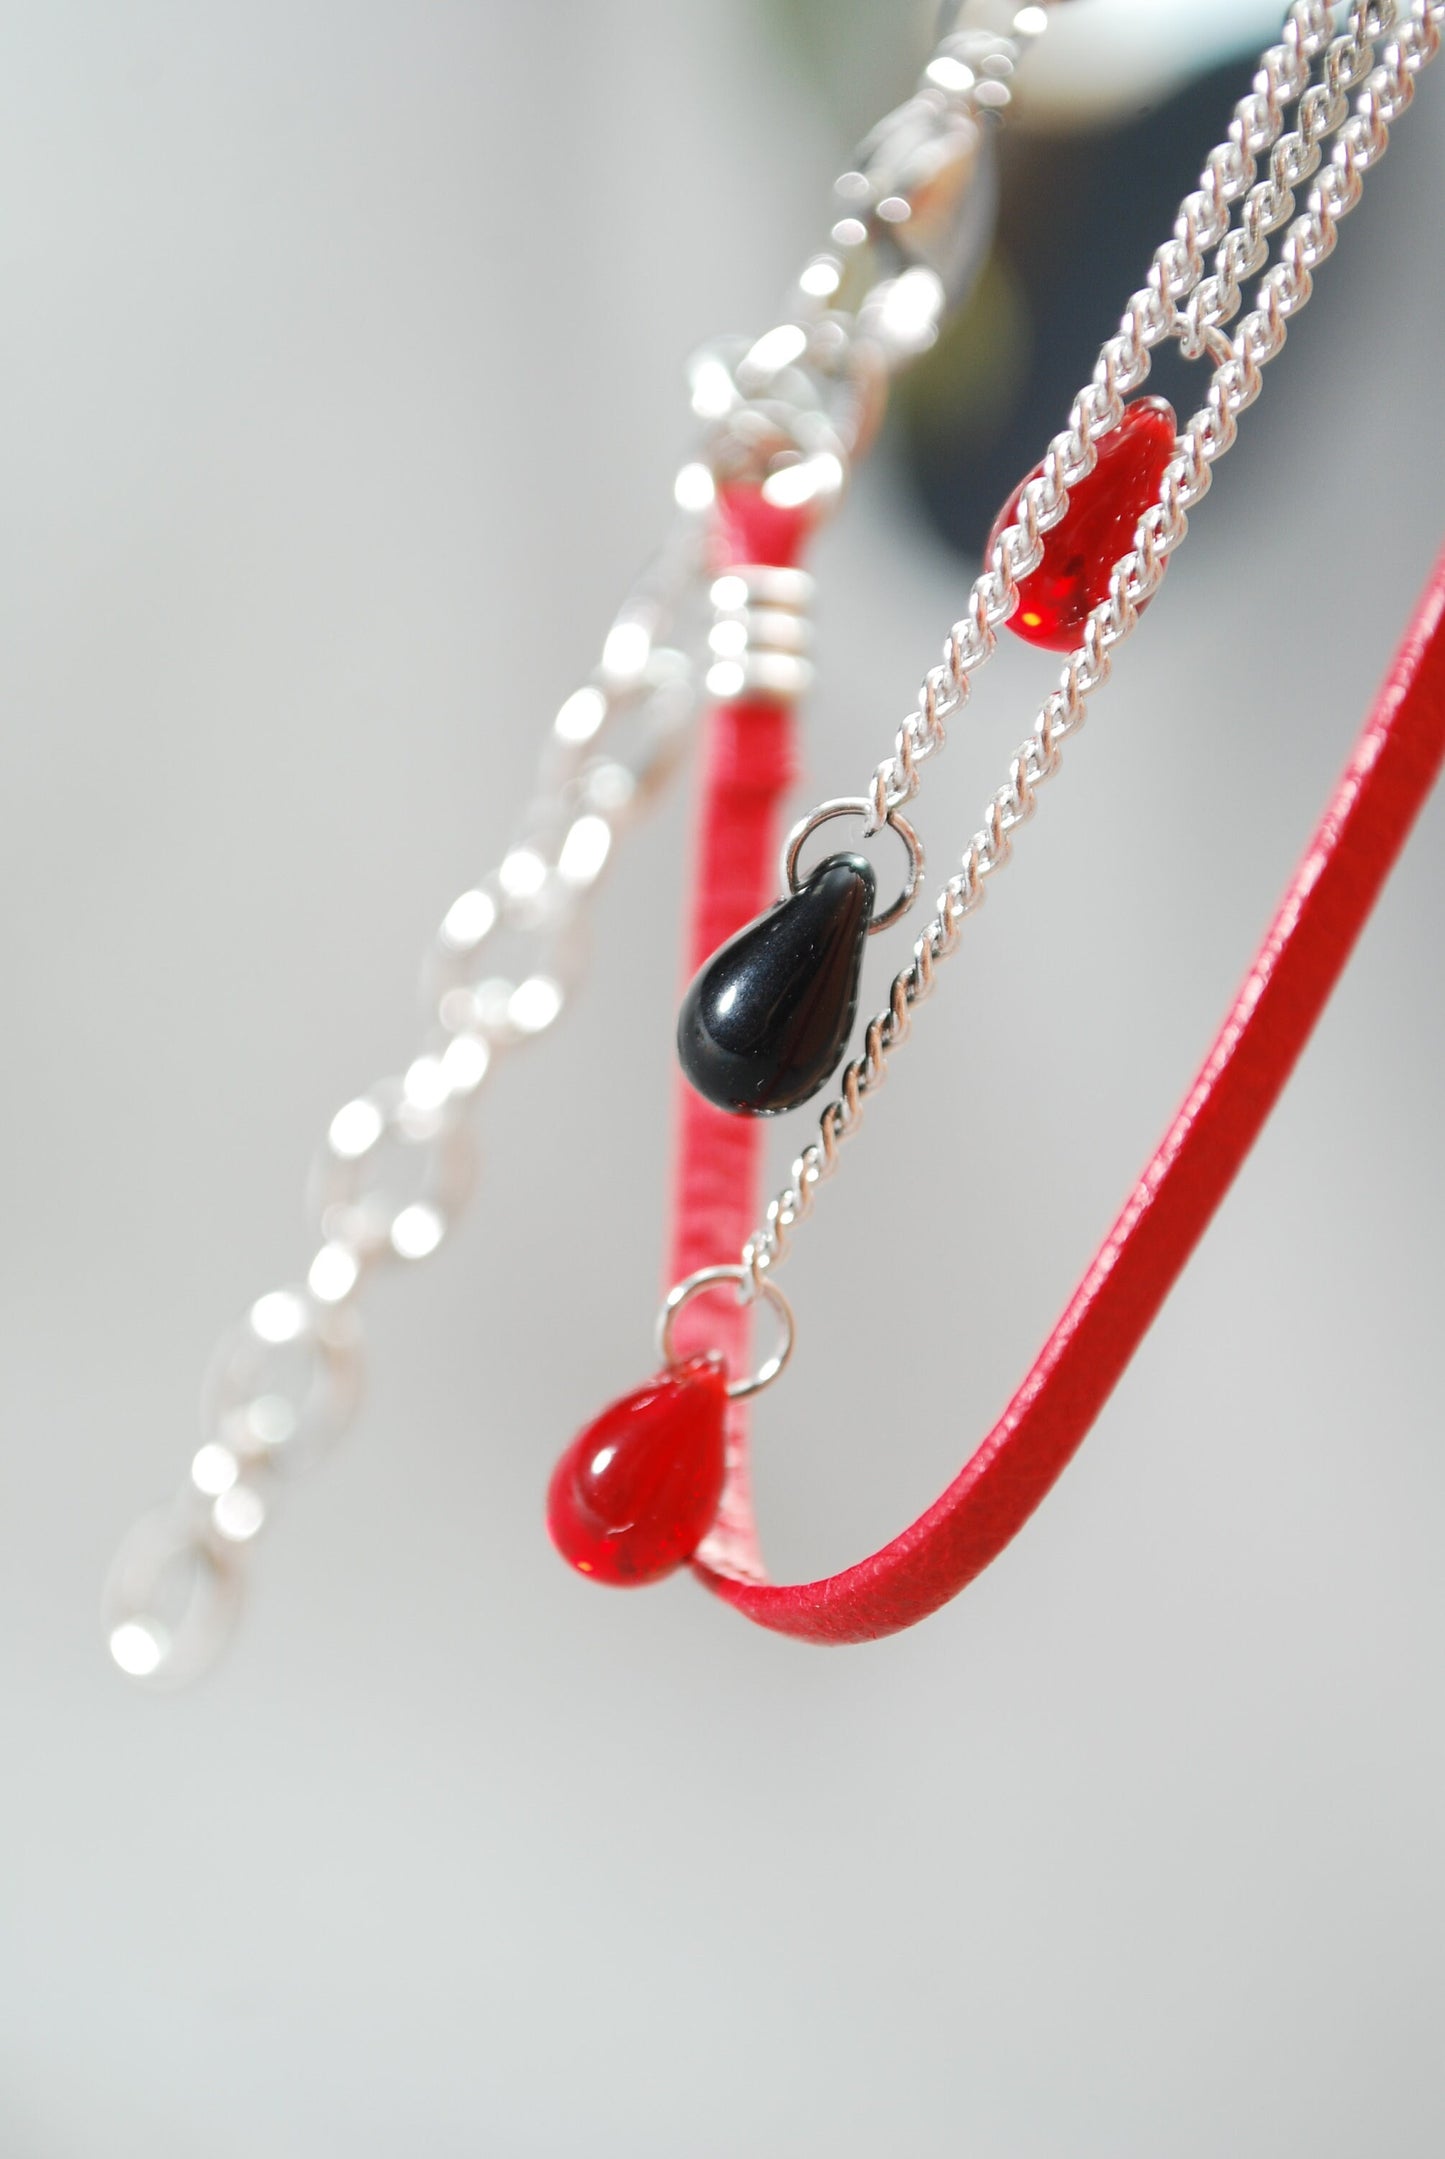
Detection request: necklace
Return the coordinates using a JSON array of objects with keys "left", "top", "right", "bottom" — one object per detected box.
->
[
  {"left": 105, "top": 1, "right": 1444, "bottom": 1682},
  {"left": 546, "top": 0, "right": 1444, "bottom": 1590}
]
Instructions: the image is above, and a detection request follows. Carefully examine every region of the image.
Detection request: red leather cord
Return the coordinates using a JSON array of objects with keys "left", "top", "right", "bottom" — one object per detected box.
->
[
  {"left": 688, "top": 539, "right": 1445, "bottom": 1642},
  {"left": 666, "top": 488, "right": 810, "bottom": 1580}
]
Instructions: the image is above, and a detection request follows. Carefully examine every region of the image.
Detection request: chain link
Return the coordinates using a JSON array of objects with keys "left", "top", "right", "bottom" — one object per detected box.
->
[{"left": 740, "top": 0, "right": 1440, "bottom": 1294}]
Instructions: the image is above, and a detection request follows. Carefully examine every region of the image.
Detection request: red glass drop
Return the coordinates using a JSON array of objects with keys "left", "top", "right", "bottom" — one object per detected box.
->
[
  {"left": 987, "top": 396, "right": 1178, "bottom": 653},
  {"left": 546, "top": 1357, "right": 728, "bottom": 1587}
]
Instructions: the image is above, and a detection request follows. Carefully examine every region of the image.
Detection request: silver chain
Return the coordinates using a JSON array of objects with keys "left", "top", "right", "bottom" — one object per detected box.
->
[
  {"left": 103, "top": 2, "right": 1048, "bottom": 1683},
  {"left": 862, "top": 0, "right": 1347, "bottom": 833},
  {"left": 736, "top": 1, "right": 1441, "bottom": 1305}
]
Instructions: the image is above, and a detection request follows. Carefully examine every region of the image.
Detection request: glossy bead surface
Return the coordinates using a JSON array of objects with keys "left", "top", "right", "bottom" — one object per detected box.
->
[
  {"left": 546, "top": 1358, "right": 728, "bottom": 1587},
  {"left": 988, "top": 396, "right": 1177, "bottom": 653},
  {"left": 677, "top": 853, "right": 876, "bottom": 1116}
]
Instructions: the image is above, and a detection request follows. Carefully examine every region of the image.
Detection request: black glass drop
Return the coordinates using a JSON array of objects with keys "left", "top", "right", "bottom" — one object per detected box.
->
[{"left": 676, "top": 853, "right": 876, "bottom": 1117}]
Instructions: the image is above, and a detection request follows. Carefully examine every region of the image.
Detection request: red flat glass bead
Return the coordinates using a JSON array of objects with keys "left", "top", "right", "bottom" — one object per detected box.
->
[
  {"left": 546, "top": 1357, "right": 728, "bottom": 1587},
  {"left": 987, "top": 396, "right": 1177, "bottom": 653}
]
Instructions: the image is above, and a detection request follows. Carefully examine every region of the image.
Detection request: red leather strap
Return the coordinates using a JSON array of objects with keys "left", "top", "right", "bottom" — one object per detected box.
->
[
  {"left": 666, "top": 487, "right": 810, "bottom": 1580},
  {"left": 692, "top": 540, "right": 1445, "bottom": 1641}
]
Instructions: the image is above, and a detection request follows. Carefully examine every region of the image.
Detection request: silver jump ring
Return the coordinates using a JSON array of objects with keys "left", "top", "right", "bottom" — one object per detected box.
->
[
  {"left": 1169, "top": 307, "right": 1236, "bottom": 372},
  {"left": 655, "top": 1265, "right": 795, "bottom": 1401},
  {"left": 781, "top": 797, "right": 924, "bottom": 935}
]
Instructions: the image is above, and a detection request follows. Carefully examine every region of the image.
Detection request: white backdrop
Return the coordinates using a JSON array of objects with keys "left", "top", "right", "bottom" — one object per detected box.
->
[{"left": 1, "top": 7, "right": 1442, "bottom": 2154}]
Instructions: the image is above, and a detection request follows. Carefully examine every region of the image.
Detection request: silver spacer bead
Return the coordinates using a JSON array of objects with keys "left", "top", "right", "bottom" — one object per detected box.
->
[{"left": 705, "top": 564, "right": 816, "bottom": 705}]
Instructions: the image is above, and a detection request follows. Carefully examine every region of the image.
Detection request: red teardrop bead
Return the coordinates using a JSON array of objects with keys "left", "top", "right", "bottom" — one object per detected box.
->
[
  {"left": 546, "top": 1357, "right": 728, "bottom": 1587},
  {"left": 987, "top": 396, "right": 1177, "bottom": 653}
]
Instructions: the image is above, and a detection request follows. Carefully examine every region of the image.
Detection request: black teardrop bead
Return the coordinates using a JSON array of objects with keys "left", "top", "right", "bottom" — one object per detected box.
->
[{"left": 677, "top": 853, "right": 876, "bottom": 1116}]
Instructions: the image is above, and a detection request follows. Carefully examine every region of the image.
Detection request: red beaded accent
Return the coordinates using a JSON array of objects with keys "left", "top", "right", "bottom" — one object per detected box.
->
[
  {"left": 546, "top": 1358, "right": 728, "bottom": 1587},
  {"left": 988, "top": 397, "right": 1178, "bottom": 653}
]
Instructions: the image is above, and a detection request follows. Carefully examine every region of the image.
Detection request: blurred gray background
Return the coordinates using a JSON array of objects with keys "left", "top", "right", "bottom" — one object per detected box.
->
[{"left": 1, "top": 5, "right": 1442, "bottom": 2154}]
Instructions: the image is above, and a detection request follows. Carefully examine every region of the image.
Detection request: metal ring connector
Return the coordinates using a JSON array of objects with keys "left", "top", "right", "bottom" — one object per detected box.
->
[
  {"left": 656, "top": 1265, "right": 795, "bottom": 1401},
  {"left": 781, "top": 797, "right": 924, "bottom": 934}
]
